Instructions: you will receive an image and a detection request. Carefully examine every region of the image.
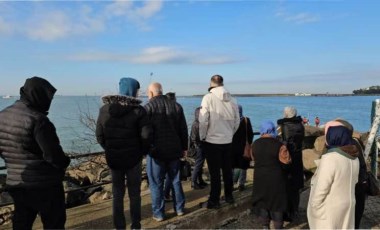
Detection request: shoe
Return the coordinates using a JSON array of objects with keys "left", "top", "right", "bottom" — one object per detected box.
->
[
  {"left": 238, "top": 184, "right": 245, "bottom": 191},
  {"left": 206, "top": 201, "right": 221, "bottom": 209},
  {"left": 191, "top": 182, "right": 205, "bottom": 190},
  {"left": 177, "top": 211, "right": 185, "bottom": 216},
  {"left": 153, "top": 216, "right": 164, "bottom": 222},
  {"left": 225, "top": 196, "right": 235, "bottom": 204},
  {"left": 199, "top": 181, "right": 208, "bottom": 187}
]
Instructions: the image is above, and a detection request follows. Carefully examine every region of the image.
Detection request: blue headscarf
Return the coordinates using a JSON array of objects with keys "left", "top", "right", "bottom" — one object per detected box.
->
[
  {"left": 119, "top": 78, "right": 140, "bottom": 97},
  {"left": 326, "top": 126, "right": 355, "bottom": 149},
  {"left": 260, "top": 120, "right": 277, "bottom": 138}
]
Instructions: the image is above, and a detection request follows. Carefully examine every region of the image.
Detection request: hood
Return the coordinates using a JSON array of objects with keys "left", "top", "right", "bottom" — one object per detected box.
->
[
  {"left": 210, "top": 86, "right": 232, "bottom": 102},
  {"left": 20, "top": 76, "right": 56, "bottom": 114},
  {"left": 101, "top": 95, "right": 142, "bottom": 117},
  {"left": 277, "top": 116, "right": 303, "bottom": 125}
]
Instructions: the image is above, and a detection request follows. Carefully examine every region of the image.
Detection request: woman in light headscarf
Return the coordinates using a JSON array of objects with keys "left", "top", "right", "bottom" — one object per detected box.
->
[
  {"left": 307, "top": 123, "right": 359, "bottom": 229},
  {"left": 252, "top": 121, "right": 291, "bottom": 229}
]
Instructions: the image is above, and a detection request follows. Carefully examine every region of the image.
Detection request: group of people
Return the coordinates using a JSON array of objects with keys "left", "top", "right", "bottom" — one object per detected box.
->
[{"left": 0, "top": 75, "right": 368, "bottom": 230}]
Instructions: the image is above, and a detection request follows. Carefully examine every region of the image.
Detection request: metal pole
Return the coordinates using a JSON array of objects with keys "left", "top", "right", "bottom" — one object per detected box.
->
[{"left": 364, "top": 99, "right": 380, "bottom": 176}]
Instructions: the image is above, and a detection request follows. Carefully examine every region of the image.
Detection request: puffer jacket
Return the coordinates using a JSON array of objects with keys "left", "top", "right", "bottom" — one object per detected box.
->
[
  {"left": 277, "top": 116, "right": 305, "bottom": 190},
  {"left": 199, "top": 86, "right": 240, "bottom": 144},
  {"left": 96, "top": 95, "right": 152, "bottom": 169},
  {"left": 0, "top": 77, "right": 70, "bottom": 189},
  {"left": 144, "top": 95, "right": 188, "bottom": 160}
]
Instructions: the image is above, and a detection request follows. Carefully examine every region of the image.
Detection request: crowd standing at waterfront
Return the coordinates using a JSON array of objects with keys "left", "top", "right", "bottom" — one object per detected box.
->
[{"left": 0, "top": 75, "right": 368, "bottom": 229}]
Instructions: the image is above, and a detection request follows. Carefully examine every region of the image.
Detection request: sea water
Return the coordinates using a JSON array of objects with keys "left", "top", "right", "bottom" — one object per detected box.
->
[{"left": 0, "top": 95, "right": 379, "bottom": 167}]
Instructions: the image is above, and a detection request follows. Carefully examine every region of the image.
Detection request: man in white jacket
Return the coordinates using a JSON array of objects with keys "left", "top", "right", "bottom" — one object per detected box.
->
[{"left": 199, "top": 75, "right": 240, "bottom": 209}]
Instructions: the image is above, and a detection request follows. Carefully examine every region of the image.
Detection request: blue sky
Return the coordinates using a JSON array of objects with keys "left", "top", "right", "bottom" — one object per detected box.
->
[{"left": 0, "top": 0, "right": 379, "bottom": 96}]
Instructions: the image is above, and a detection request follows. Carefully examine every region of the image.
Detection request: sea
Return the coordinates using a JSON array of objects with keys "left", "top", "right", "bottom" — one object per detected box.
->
[{"left": 0, "top": 95, "right": 379, "bottom": 168}]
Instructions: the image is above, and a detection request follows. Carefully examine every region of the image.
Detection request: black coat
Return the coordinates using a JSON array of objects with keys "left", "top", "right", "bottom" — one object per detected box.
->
[
  {"left": 252, "top": 137, "right": 288, "bottom": 212},
  {"left": 96, "top": 95, "right": 152, "bottom": 169},
  {"left": 0, "top": 77, "right": 70, "bottom": 189},
  {"left": 232, "top": 117, "right": 253, "bottom": 170},
  {"left": 277, "top": 116, "right": 305, "bottom": 190},
  {"left": 144, "top": 95, "right": 188, "bottom": 160}
]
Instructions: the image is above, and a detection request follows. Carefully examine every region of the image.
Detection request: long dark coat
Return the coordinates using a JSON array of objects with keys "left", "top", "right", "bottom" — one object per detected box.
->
[{"left": 232, "top": 117, "right": 253, "bottom": 170}]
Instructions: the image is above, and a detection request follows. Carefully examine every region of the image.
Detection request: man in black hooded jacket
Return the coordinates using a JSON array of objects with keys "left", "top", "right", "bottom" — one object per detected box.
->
[
  {"left": 96, "top": 77, "right": 152, "bottom": 229},
  {"left": 0, "top": 76, "right": 71, "bottom": 229}
]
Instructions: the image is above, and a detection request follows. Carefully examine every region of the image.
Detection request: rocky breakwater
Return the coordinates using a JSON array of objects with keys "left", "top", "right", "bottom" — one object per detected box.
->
[{"left": 302, "top": 125, "right": 369, "bottom": 174}]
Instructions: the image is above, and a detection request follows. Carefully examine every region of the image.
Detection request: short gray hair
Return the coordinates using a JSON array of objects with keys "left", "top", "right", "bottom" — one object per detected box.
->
[{"left": 283, "top": 106, "right": 297, "bottom": 118}]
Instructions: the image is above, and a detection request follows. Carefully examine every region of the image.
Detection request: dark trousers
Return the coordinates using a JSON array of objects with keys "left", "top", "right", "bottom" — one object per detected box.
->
[
  {"left": 355, "top": 183, "right": 367, "bottom": 229},
  {"left": 286, "top": 185, "right": 300, "bottom": 217},
  {"left": 203, "top": 142, "right": 233, "bottom": 204},
  {"left": 111, "top": 162, "right": 142, "bottom": 230},
  {"left": 191, "top": 146, "right": 205, "bottom": 183},
  {"left": 8, "top": 185, "right": 66, "bottom": 230}
]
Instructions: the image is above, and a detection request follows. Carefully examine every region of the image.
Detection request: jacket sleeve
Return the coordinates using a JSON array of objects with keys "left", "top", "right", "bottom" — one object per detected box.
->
[
  {"left": 177, "top": 104, "right": 189, "bottom": 151},
  {"left": 308, "top": 155, "right": 335, "bottom": 219},
  {"left": 34, "top": 117, "right": 70, "bottom": 170},
  {"left": 139, "top": 107, "right": 153, "bottom": 155},
  {"left": 95, "top": 107, "right": 106, "bottom": 149},
  {"left": 246, "top": 118, "right": 254, "bottom": 144},
  {"left": 199, "top": 95, "right": 209, "bottom": 141}
]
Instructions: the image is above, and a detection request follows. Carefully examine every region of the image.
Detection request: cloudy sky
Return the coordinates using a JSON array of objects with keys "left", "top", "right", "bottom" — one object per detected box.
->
[{"left": 0, "top": 0, "right": 379, "bottom": 96}]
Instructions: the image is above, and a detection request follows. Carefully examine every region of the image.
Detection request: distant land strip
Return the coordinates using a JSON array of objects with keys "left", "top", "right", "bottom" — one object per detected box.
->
[{"left": 191, "top": 93, "right": 358, "bottom": 97}]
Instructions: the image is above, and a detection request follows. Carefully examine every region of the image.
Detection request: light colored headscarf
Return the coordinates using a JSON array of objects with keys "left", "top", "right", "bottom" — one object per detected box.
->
[{"left": 283, "top": 106, "right": 297, "bottom": 118}]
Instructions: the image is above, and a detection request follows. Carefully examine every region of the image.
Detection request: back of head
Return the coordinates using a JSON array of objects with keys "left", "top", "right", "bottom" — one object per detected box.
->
[
  {"left": 20, "top": 76, "right": 56, "bottom": 113},
  {"left": 166, "top": 92, "right": 176, "bottom": 101},
  {"left": 148, "top": 82, "right": 163, "bottom": 99},
  {"left": 260, "top": 120, "right": 277, "bottom": 138},
  {"left": 238, "top": 104, "right": 243, "bottom": 118},
  {"left": 210, "top": 74, "right": 224, "bottom": 88},
  {"left": 119, "top": 77, "right": 140, "bottom": 97},
  {"left": 326, "top": 125, "right": 354, "bottom": 148},
  {"left": 283, "top": 106, "right": 297, "bottom": 118}
]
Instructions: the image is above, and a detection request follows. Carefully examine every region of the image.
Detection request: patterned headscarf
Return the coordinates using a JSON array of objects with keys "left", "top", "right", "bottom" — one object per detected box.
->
[{"left": 260, "top": 120, "right": 277, "bottom": 138}]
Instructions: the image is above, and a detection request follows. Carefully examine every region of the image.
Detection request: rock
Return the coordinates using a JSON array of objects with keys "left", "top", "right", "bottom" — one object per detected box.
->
[
  {"left": 304, "top": 125, "right": 323, "bottom": 137},
  {"left": 88, "top": 190, "right": 112, "bottom": 204},
  {"left": 303, "top": 149, "right": 321, "bottom": 172},
  {"left": 88, "top": 191, "right": 103, "bottom": 204},
  {"left": 0, "top": 205, "right": 13, "bottom": 226},
  {"left": 141, "top": 179, "right": 149, "bottom": 191},
  {"left": 314, "top": 136, "right": 326, "bottom": 153}
]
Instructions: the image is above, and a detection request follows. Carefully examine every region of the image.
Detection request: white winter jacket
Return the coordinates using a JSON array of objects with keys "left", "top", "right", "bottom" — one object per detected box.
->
[{"left": 199, "top": 86, "right": 240, "bottom": 144}]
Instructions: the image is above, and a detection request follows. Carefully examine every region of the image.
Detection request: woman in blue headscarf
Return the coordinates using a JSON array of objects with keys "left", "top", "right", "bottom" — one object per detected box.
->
[
  {"left": 307, "top": 123, "right": 359, "bottom": 229},
  {"left": 251, "top": 121, "right": 291, "bottom": 229}
]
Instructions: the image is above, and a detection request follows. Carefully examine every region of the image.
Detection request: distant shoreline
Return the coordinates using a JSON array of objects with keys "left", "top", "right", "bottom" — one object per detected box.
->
[{"left": 191, "top": 93, "right": 366, "bottom": 97}]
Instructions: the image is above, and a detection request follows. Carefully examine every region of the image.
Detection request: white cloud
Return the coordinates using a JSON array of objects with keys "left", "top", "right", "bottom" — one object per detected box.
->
[
  {"left": 1, "top": 0, "right": 163, "bottom": 41},
  {"left": 68, "top": 46, "right": 243, "bottom": 65},
  {"left": 106, "top": 0, "right": 163, "bottom": 31},
  {"left": 276, "top": 7, "right": 319, "bottom": 24}
]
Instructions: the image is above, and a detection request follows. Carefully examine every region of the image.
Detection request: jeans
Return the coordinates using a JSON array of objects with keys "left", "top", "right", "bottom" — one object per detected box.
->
[
  {"left": 8, "top": 185, "right": 66, "bottom": 230},
  {"left": 191, "top": 146, "right": 206, "bottom": 183},
  {"left": 233, "top": 168, "right": 247, "bottom": 186},
  {"left": 111, "top": 162, "right": 142, "bottom": 229},
  {"left": 203, "top": 142, "right": 233, "bottom": 204},
  {"left": 146, "top": 155, "right": 185, "bottom": 218}
]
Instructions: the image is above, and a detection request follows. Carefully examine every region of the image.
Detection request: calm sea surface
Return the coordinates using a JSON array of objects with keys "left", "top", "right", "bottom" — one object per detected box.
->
[{"left": 0, "top": 95, "right": 379, "bottom": 167}]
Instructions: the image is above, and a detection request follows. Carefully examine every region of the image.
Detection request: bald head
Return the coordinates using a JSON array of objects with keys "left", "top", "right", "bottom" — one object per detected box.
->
[{"left": 147, "top": 82, "right": 163, "bottom": 99}]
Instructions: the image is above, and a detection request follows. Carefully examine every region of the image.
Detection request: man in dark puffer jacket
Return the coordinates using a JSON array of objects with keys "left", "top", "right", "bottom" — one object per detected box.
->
[
  {"left": 144, "top": 82, "right": 188, "bottom": 221},
  {"left": 0, "top": 76, "right": 71, "bottom": 229},
  {"left": 96, "top": 77, "right": 152, "bottom": 230}
]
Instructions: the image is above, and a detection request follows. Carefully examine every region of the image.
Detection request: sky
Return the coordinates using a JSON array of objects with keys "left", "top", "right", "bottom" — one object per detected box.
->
[{"left": 0, "top": 0, "right": 379, "bottom": 96}]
